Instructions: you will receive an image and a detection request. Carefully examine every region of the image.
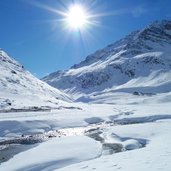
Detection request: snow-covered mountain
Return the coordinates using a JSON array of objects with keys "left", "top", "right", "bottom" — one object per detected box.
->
[
  {"left": 42, "top": 20, "right": 171, "bottom": 101},
  {"left": 0, "top": 50, "right": 71, "bottom": 110}
]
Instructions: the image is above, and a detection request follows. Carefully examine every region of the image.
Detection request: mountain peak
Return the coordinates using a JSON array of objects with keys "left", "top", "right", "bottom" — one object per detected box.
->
[
  {"left": 70, "top": 20, "right": 171, "bottom": 70},
  {"left": 137, "top": 20, "right": 171, "bottom": 41},
  {"left": 43, "top": 20, "right": 171, "bottom": 99},
  {"left": 0, "top": 49, "right": 23, "bottom": 69},
  {"left": 149, "top": 19, "right": 171, "bottom": 28}
]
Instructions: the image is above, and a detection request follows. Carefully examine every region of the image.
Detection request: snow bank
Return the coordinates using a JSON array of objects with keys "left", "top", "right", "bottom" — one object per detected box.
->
[{"left": 0, "top": 136, "right": 102, "bottom": 171}]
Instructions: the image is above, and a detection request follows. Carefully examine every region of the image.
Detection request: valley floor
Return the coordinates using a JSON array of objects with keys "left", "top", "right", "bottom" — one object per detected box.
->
[{"left": 0, "top": 102, "right": 171, "bottom": 171}]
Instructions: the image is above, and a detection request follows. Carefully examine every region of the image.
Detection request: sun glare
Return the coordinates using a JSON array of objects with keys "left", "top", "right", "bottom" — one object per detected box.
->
[
  {"left": 31, "top": 1, "right": 101, "bottom": 33},
  {"left": 66, "top": 5, "right": 88, "bottom": 29}
]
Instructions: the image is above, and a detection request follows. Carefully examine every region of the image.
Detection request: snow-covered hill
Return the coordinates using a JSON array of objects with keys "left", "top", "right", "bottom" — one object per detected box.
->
[
  {"left": 0, "top": 50, "right": 71, "bottom": 110},
  {"left": 42, "top": 20, "right": 171, "bottom": 102}
]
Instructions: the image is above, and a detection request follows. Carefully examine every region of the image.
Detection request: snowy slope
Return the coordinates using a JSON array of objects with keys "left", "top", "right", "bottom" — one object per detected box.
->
[
  {"left": 0, "top": 50, "right": 71, "bottom": 110},
  {"left": 42, "top": 20, "right": 171, "bottom": 101}
]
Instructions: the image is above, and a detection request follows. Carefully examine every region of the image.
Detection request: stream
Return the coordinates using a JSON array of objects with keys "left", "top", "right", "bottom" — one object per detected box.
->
[{"left": 0, "top": 121, "right": 145, "bottom": 165}]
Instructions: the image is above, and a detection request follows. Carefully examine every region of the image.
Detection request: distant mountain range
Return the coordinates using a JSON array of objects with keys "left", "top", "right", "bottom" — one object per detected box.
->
[{"left": 42, "top": 20, "right": 171, "bottom": 102}]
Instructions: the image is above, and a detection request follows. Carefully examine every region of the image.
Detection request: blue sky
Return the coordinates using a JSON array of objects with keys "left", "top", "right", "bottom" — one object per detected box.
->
[{"left": 0, "top": 0, "right": 171, "bottom": 77}]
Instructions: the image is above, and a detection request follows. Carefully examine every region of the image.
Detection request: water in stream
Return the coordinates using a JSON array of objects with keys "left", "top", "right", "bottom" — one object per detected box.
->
[
  {"left": 0, "top": 122, "right": 145, "bottom": 164},
  {"left": 0, "top": 144, "right": 36, "bottom": 164}
]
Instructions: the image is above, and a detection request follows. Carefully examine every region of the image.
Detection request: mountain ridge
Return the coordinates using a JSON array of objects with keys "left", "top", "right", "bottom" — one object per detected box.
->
[
  {"left": 71, "top": 20, "right": 171, "bottom": 69},
  {"left": 42, "top": 20, "right": 171, "bottom": 101}
]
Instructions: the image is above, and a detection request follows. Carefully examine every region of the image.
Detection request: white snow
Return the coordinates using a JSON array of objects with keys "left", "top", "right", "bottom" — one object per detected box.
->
[
  {"left": 42, "top": 20, "right": 171, "bottom": 100},
  {"left": 0, "top": 136, "right": 102, "bottom": 171},
  {"left": 0, "top": 101, "right": 171, "bottom": 171},
  {"left": 57, "top": 120, "right": 171, "bottom": 171},
  {"left": 0, "top": 49, "right": 71, "bottom": 110},
  {"left": 0, "top": 20, "right": 171, "bottom": 171}
]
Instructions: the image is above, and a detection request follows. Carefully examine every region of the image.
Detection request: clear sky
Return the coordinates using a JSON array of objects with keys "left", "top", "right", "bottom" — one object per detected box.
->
[{"left": 0, "top": 0, "right": 171, "bottom": 77}]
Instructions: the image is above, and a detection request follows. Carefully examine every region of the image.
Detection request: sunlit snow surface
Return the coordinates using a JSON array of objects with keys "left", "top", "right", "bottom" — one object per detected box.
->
[{"left": 0, "top": 101, "right": 171, "bottom": 171}]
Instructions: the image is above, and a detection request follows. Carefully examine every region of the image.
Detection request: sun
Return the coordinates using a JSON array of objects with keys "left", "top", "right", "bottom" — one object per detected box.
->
[
  {"left": 30, "top": 1, "right": 100, "bottom": 32},
  {"left": 66, "top": 5, "right": 88, "bottom": 29}
]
